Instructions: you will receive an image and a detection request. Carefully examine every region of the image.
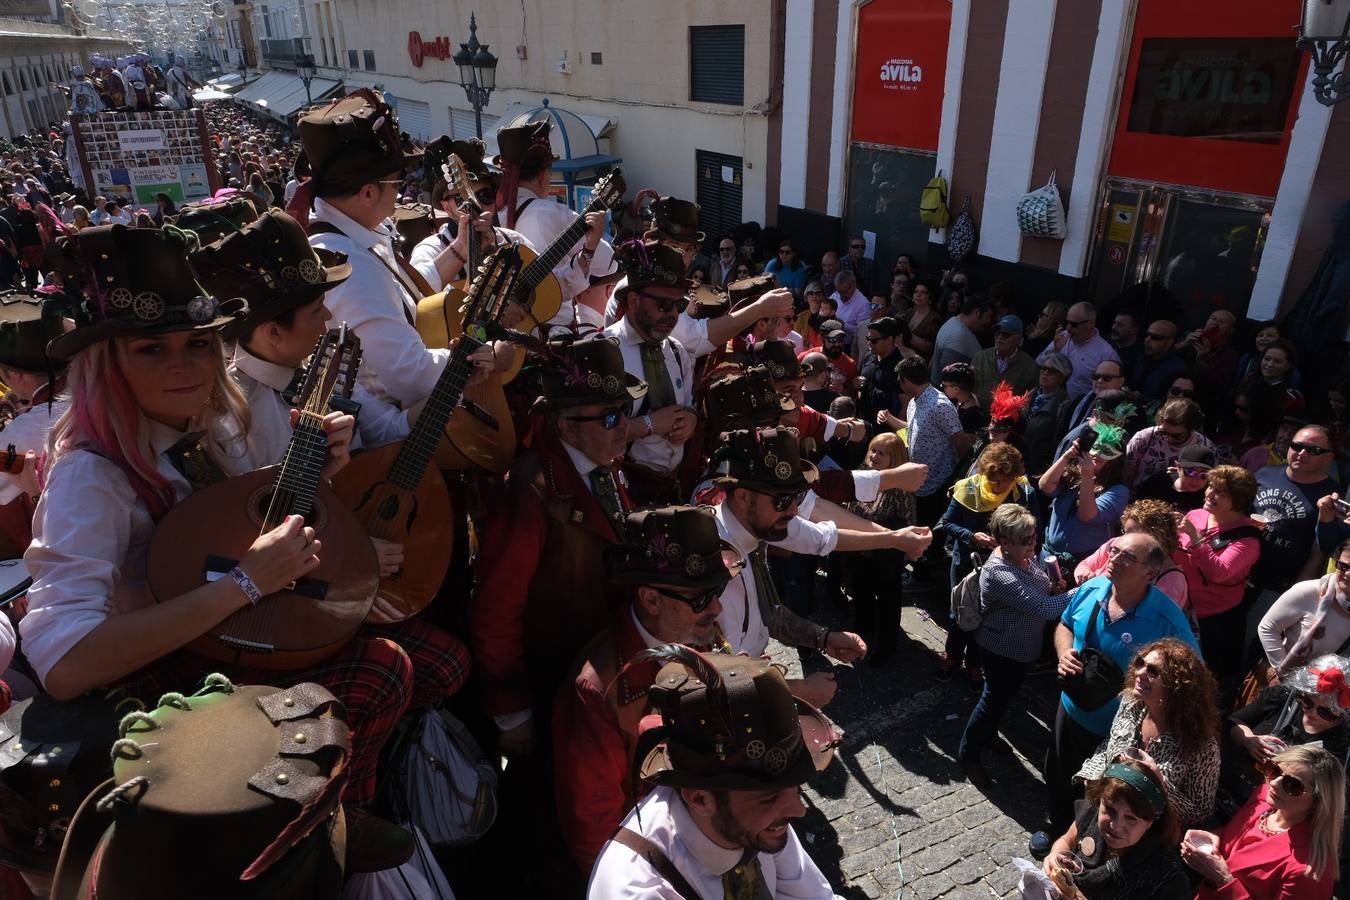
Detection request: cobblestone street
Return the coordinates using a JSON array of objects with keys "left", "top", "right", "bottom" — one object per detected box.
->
[{"left": 772, "top": 581, "right": 1061, "bottom": 899}]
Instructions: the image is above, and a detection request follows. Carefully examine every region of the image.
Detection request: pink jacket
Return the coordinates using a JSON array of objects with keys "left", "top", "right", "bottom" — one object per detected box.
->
[
  {"left": 1178, "top": 509, "right": 1261, "bottom": 618},
  {"left": 1076, "top": 539, "right": 1190, "bottom": 610}
]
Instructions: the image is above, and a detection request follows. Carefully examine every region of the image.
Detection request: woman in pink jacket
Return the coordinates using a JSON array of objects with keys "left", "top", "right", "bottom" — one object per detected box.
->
[{"left": 1178, "top": 465, "right": 1262, "bottom": 705}]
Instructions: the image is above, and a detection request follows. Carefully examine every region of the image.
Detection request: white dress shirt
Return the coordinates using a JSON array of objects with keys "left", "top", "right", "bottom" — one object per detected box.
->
[
  {"left": 829, "top": 287, "right": 871, "bottom": 339},
  {"left": 588, "top": 786, "right": 839, "bottom": 900},
  {"left": 511, "top": 187, "right": 614, "bottom": 330},
  {"left": 408, "top": 223, "right": 535, "bottom": 293},
  {"left": 0, "top": 399, "right": 69, "bottom": 505},
  {"left": 603, "top": 316, "right": 694, "bottom": 474},
  {"left": 229, "top": 345, "right": 409, "bottom": 466},
  {"left": 713, "top": 503, "right": 838, "bottom": 657},
  {"left": 309, "top": 197, "right": 450, "bottom": 408},
  {"left": 21, "top": 419, "right": 257, "bottom": 686}
]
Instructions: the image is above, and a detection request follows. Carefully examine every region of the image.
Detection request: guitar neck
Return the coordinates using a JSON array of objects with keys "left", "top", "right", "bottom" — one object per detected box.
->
[
  {"left": 263, "top": 413, "right": 330, "bottom": 528},
  {"left": 388, "top": 337, "right": 482, "bottom": 490},
  {"left": 519, "top": 202, "right": 601, "bottom": 291}
]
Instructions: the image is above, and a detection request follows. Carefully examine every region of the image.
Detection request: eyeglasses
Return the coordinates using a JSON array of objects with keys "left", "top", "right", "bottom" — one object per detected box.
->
[
  {"left": 1334, "top": 559, "right": 1350, "bottom": 575},
  {"left": 760, "top": 490, "right": 806, "bottom": 512},
  {"left": 866, "top": 335, "right": 886, "bottom": 343},
  {"left": 719, "top": 245, "right": 736, "bottom": 253},
  {"left": 637, "top": 291, "right": 683, "bottom": 314},
  {"left": 377, "top": 179, "right": 404, "bottom": 186},
  {"left": 825, "top": 335, "right": 847, "bottom": 345},
  {"left": 850, "top": 243, "right": 865, "bottom": 250},
  {"left": 1133, "top": 657, "right": 1163, "bottom": 678},
  {"left": 1179, "top": 467, "right": 1209, "bottom": 479},
  {"left": 1144, "top": 332, "right": 1173, "bottom": 341},
  {"left": 1092, "top": 372, "right": 1123, "bottom": 382},
  {"left": 1169, "top": 387, "right": 1195, "bottom": 398},
  {"left": 1108, "top": 545, "right": 1140, "bottom": 565},
  {"left": 1161, "top": 428, "right": 1191, "bottom": 444},
  {"left": 1297, "top": 693, "right": 1342, "bottom": 723},
  {"left": 779, "top": 248, "right": 793, "bottom": 255},
  {"left": 1289, "top": 441, "right": 1331, "bottom": 456},
  {"left": 651, "top": 584, "right": 722, "bottom": 614},
  {"left": 1066, "top": 319, "right": 1090, "bottom": 328},
  {"left": 567, "top": 408, "right": 627, "bottom": 430},
  {"left": 1256, "top": 759, "right": 1307, "bottom": 797}
]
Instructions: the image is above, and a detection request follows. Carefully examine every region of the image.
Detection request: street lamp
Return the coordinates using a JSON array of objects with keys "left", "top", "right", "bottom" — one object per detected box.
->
[
  {"left": 297, "top": 52, "right": 317, "bottom": 105},
  {"left": 1300, "top": 0, "right": 1350, "bottom": 106},
  {"left": 453, "top": 13, "right": 497, "bottom": 138}
]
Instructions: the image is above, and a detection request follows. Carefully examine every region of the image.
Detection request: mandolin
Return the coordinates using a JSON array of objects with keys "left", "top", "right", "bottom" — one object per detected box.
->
[
  {"left": 147, "top": 325, "right": 379, "bottom": 669},
  {"left": 334, "top": 245, "right": 523, "bottom": 623}
]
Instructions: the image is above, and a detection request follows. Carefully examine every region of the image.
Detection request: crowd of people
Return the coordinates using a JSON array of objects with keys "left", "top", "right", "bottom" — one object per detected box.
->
[{"left": 0, "top": 83, "right": 1346, "bottom": 900}]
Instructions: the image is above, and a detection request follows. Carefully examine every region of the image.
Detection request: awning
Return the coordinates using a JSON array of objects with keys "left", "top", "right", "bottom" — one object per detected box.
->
[
  {"left": 232, "top": 71, "right": 290, "bottom": 106},
  {"left": 233, "top": 73, "right": 341, "bottom": 120},
  {"left": 269, "top": 77, "right": 341, "bottom": 119}
]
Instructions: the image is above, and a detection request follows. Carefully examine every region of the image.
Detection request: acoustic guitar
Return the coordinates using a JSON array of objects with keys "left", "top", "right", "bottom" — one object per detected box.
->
[
  {"left": 147, "top": 325, "right": 379, "bottom": 669},
  {"left": 334, "top": 244, "right": 524, "bottom": 623}
]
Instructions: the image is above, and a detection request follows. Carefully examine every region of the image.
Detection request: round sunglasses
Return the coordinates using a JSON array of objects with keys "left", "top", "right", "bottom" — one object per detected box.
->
[
  {"left": 651, "top": 584, "right": 722, "bottom": 614},
  {"left": 1256, "top": 759, "right": 1307, "bottom": 797},
  {"left": 1297, "top": 693, "right": 1342, "bottom": 723}
]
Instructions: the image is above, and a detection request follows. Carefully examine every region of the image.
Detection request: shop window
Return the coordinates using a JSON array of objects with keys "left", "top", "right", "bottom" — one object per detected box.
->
[
  {"left": 689, "top": 25, "right": 743, "bottom": 105},
  {"left": 347, "top": 48, "right": 357, "bottom": 69},
  {"left": 363, "top": 50, "right": 375, "bottom": 71}
]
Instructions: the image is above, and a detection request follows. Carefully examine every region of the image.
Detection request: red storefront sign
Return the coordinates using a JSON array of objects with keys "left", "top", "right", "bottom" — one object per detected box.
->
[
  {"left": 1108, "top": 0, "right": 1307, "bottom": 197},
  {"left": 408, "top": 31, "right": 453, "bottom": 68},
  {"left": 850, "top": 0, "right": 951, "bottom": 151}
]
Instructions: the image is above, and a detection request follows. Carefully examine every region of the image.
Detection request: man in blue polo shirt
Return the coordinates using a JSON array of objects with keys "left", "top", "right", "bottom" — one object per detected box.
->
[{"left": 1044, "top": 531, "right": 1199, "bottom": 831}]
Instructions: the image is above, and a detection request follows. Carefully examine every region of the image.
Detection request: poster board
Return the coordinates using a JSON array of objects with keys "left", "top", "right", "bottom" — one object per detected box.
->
[
  {"left": 849, "top": 0, "right": 952, "bottom": 151},
  {"left": 71, "top": 109, "right": 221, "bottom": 211}
]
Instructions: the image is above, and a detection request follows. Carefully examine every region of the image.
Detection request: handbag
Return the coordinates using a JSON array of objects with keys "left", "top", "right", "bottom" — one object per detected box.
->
[
  {"left": 1016, "top": 170, "right": 1067, "bottom": 239},
  {"left": 380, "top": 708, "right": 498, "bottom": 848},
  {"left": 1057, "top": 602, "right": 1126, "bottom": 712},
  {"left": 946, "top": 194, "right": 977, "bottom": 263}
]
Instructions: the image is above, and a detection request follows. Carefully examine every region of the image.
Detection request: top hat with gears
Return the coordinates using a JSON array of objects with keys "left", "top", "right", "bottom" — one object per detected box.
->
[
  {"left": 296, "top": 88, "right": 421, "bottom": 195},
  {"left": 492, "top": 119, "right": 558, "bottom": 174},
  {"left": 712, "top": 426, "right": 818, "bottom": 496},
  {"left": 540, "top": 335, "right": 648, "bottom": 411},
  {"left": 46, "top": 225, "right": 246, "bottom": 361},
  {"left": 608, "top": 505, "right": 743, "bottom": 591},
  {"left": 648, "top": 196, "right": 704, "bottom": 245}
]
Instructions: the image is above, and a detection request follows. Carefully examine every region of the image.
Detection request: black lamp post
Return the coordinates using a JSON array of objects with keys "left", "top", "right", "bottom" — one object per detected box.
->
[
  {"left": 297, "top": 52, "right": 317, "bottom": 105},
  {"left": 452, "top": 13, "right": 497, "bottom": 138},
  {"left": 1300, "top": 0, "right": 1350, "bottom": 105}
]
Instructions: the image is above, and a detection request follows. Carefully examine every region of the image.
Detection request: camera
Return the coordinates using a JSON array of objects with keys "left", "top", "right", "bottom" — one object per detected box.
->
[
  {"left": 1073, "top": 431, "right": 1095, "bottom": 455},
  {"left": 1335, "top": 497, "right": 1350, "bottom": 518}
]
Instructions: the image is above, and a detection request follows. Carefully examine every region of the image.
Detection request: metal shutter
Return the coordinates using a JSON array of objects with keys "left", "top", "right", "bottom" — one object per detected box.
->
[
  {"left": 397, "top": 98, "right": 432, "bottom": 142},
  {"left": 695, "top": 149, "right": 743, "bottom": 252},
  {"left": 449, "top": 107, "right": 501, "bottom": 142},
  {"left": 689, "top": 25, "right": 744, "bottom": 105}
]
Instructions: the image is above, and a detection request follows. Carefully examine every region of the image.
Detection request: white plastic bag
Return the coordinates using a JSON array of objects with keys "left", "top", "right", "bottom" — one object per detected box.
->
[
  {"left": 341, "top": 824, "right": 455, "bottom": 900},
  {"left": 1016, "top": 171, "right": 1067, "bottom": 239},
  {"left": 1012, "top": 856, "right": 1063, "bottom": 899}
]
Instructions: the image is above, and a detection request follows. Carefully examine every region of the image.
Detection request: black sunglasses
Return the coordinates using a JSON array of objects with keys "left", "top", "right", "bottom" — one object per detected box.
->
[
  {"left": 761, "top": 490, "right": 806, "bottom": 512},
  {"left": 651, "top": 584, "right": 722, "bottom": 613},
  {"left": 1297, "top": 693, "right": 1342, "bottom": 723},
  {"left": 567, "top": 408, "right": 627, "bottom": 430},
  {"left": 637, "top": 291, "right": 682, "bottom": 314},
  {"left": 1145, "top": 332, "right": 1172, "bottom": 341},
  {"left": 1092, "top": 372, "right": 1122, "bottom": 382},
  {"left": 1334, "top": 559, "right": 1350, "bottom": 575},
  {"left": 1289, "top": 441, "right": 1331, "bottom": 456},
  {"left": 1133, "top": 657, "right": 1162, "bottom": 678},
  {"left": 1066, "top": 319, "right": 1090, "bottom": 328},
  {"left": 1257, "top": 759, "right": 1307, "bottom": 797},
  {"left": 1169, "top": 387, "right": 1195, "bottom": 398}
]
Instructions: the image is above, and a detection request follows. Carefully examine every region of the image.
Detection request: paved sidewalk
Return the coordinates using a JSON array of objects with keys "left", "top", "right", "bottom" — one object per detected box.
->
[{"left": 772, "top": 588, "right": 1063, "bottom": 899}]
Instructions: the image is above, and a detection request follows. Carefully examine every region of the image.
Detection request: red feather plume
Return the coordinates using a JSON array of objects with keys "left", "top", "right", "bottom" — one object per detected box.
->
[{"left": 990, "top": 381, "right": 1030, "bottom": 423}]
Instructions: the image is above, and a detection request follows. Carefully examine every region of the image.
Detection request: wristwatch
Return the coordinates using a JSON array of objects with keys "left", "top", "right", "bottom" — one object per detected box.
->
[{"left": 641, "top": 414, "right": 655, "bottom": 437}]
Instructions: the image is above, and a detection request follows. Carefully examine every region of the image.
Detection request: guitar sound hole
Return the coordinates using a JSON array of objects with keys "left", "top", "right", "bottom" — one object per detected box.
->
[{"left": 247, "top": 484, "right": 328, "bottom": 532}]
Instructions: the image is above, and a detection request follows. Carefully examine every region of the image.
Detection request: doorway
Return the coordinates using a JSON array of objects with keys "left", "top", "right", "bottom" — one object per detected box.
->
[
  {"left": 1087, "top": 178, "right": 1270, "bottom": 328},
  {"left": 695, "top": 149, "right": 744, "bottom": 254}
]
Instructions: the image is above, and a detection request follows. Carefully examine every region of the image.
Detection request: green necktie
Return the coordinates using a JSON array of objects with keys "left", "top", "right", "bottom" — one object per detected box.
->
[
  {"left": 745, "top": 542, "right": 781, "bottom": 633},
  {"left": 588, "top": 465, "right": 627, "bottom": 539},
  {"left": 722, "top": 851, "right": 771, "bottom": 900},
  {"left": 639, "top": 341, "right": 677, "bottom": 410}
]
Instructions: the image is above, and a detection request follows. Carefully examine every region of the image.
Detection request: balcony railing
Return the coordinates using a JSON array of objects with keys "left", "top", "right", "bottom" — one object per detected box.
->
[{"left": 261, "top": 37, "right": 306, "bottom": 69}]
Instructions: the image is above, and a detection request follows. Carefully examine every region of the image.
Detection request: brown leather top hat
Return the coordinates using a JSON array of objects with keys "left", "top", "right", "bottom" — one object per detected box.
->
[
  {"left": 704, "top": 365, "right": 795, "bottom": 431},
  {"left": 189, "top": 210, "right": 351, "bottom": 335},
  {"left": 428, "top": 135, "right": 495, "bottom": 186},
  {"left": 688, "top": 283, "right": 730, "bottom": 320},
  {"left": 297, "top": 88, "right": 421, "bottom": 194},
  {"left": 614, "top": 239, "right": 693, "bottom": 300},
  {"left": 50, "top": 677, "right": 349, "bottom": 900},
  {"left": 46, "top": 225, "right": 247, "bottom": 361},
  {"left": 635, "top": 649, "right": 840, "bottom": 791},
  {"left": 493, "top": 119, "right": 557, "bottom": 174},
  {"left": 728, "top": 273, "right": 776, "bottom": 311},
  {"left": 749, "top": 339, "right": 805, "bottom": 382},
  {"left": 649, "top": 196, "right": 704, "bottom": 244},
  {"left": 390, "top": 201, "right": 443, "bottom": 253},
  {"left": 0, "top": 289, "right": 67, "bottom": 373},
  {"left": 609, "top": 505, "right": 744, "bottom": 591},
  {"left": 712, "top": 426, "right": 819, "bottom": 495},
  {"left": 541, "top": 335, "right": 648, "bottom": 410},
  {"left": 173, "top": 195, "right": 261, "bottom": 246}
]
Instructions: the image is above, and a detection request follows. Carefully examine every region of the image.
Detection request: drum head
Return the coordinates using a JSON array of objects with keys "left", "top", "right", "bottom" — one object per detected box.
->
[{"left": 0, "top": 558, "right": 32, "bottom": 608}]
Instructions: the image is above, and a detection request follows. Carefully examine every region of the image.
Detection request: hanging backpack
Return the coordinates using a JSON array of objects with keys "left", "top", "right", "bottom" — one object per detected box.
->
[
  {"left": 381, "top": 708, "right": 498, "bottom": 848},
  {"left": 950, "top": 551, "right": 986, "bottom": 632},
  {"left": 946, "top": 194, "right": 978, "bottom": 263},
  {"left": 919, "top": 170, "right": 951, "bottom": 229},
  {"left": 1016, "top": 170, "right": 1068, "bottom": 239}
]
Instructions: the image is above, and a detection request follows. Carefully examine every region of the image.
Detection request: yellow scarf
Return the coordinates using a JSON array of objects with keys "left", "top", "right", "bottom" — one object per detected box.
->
[{"left": 950, "top": 474, "right": 1029, "bottom": 513}]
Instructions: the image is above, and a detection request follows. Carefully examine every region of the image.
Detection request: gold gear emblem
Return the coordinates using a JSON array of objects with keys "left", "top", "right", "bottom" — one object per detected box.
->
[
  {"left": 763, "top": 452, "right": 779, "bottom": 468},
  {"left": 771, "top": 364, "right": 785, "bottom": 380},
  {"left": 132, "top": 292, "right": 164, "bottom": 320},
  {"left": 586, "top": 372, "right": 603, "bottom": 389},
  {"left": 745, "top": 739, "right": 766, "bottom": 760},
  {"left": 280, "top": 265, "right": 300, "bottom": 283},
  {"left": 664, "top": 541, "right": 682, "bottom": 560},
  {"left": 298, "top": 259, "right": 322, "bottom": 283},
  {"left": 109, "top": 288, "right": 134, "bottom": 309},
  {"left": 774, "top": 461, "right": 793, "bottom": 481},
  {"left": 684, "top": 555, "right": 705, "bottom": 576},
  {"left": 603, "top": 375, "right": 621, "bottom": 395}
]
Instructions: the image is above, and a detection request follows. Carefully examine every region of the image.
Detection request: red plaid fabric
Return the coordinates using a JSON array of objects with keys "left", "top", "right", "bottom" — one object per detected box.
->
[{"left": 111, "top": 620, "right": 469, "bottom": 804}]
